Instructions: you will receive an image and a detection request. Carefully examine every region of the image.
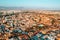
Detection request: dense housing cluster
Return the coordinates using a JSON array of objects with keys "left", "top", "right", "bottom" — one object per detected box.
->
[{"left": 0, "top": 11, "right": 60, "bottom": 40}]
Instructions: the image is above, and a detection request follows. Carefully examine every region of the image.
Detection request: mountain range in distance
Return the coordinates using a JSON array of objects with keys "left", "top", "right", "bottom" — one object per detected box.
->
[
  {"left": 0, "top": 6, "right": 60, "bottom": 12},
  {"left": 0, "top": 6, "right": 25, "bottom": 10}
]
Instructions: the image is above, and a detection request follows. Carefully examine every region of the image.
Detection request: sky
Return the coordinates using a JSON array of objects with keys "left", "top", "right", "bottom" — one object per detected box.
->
[{"left": 0, "top": 0, "right": 60, "bottom": 9}]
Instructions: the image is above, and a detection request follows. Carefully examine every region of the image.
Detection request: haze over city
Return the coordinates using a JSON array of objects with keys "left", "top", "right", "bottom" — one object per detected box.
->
[{"left": 0, "top": 0, "right": 60, "bottom": 10}]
